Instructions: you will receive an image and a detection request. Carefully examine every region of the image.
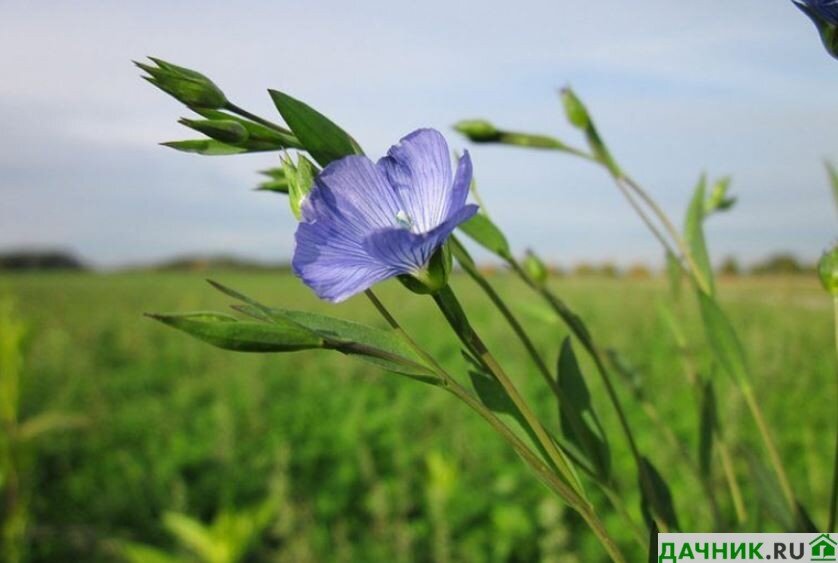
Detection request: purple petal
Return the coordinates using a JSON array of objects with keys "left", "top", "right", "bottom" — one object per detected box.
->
[
  {"left": 293, "top": 221, "right": 398, "bottom": 303},
  {"left": 377, "top": 129, "right": 453, "bottom": 232},
  {"left": 448, "top": 150, "right": 472, "bottom": 216},
  {"left": 363, "top": 204, "right": 479, "bottom": 271},
  {"left": 302, "top": 155, "right": 405, "bottom": 233}
]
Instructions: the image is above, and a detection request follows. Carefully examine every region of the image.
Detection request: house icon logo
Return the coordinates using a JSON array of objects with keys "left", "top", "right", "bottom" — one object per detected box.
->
[{"left": 811, "top": 533, "right": 838, "bottom": 562}]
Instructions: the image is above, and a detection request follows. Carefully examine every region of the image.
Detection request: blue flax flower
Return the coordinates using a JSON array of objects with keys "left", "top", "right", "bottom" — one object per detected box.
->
[
  {"left": 794, "top": 0, "right": 838, "bottom": 25},
  {"left": 293, "top": 128, "right": 478, "bottom": 302}
]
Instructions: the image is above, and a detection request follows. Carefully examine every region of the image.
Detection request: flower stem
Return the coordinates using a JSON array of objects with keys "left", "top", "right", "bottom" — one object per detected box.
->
[
  {"left": 829, "top": 295, "right": 838, "bottom": 532},
  {"left": 449, "top": 238, "right": 557, "bottom": 396},
  {"left": 741, "top": 383, "right": 798, "bottom": 522},
  {"left": 363, "top": 290, "right": 626, "bottom": 562},
  {"left": 504, "top": 256, "right": 673, "bottom": 530},
  {"left": 430, "top": 284, "right": 585, "bottom": 497}
]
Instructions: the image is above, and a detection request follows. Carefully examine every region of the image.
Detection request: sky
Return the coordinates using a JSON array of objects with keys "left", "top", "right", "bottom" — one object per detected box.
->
[{"left": 1, "top": 0, "right": 837, "bottom": 269}]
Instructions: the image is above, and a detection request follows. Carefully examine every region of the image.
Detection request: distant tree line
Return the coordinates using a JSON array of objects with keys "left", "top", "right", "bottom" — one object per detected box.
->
[
  {"left": 0, "top": 250, "right": 818, "bottom": 276},
  {"left": 0, "top": 250, "right": 87, "bottom": 271}
]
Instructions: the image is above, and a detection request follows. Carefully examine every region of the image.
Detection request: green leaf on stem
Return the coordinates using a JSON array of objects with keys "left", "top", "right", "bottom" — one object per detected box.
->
[
  {"left": 665, "top": 251, "right": 682, "bottom": 300},
  {"left": 698, "top": 380, "right": 717, "bottom": 475},
  {"left": 697, "top": 291, "right": 749, "bottom": 384},
  {"left": 268, "top": 90, "right": 362, "bottom": 167},
  {"left": 684, "top": 175, "right": 716, "bottom": 296},
  {"left": 458, "top": 213, "right": 511, "bottom": 259},
  {"left": 557, "top": 338, "right": 611, "bottom": 481},
  {"left": 207, "top": 280, "right": 437, "bottom": 382},
  {"left": 162, "top": 139, "right": 248, "bottom": 156},
  {"left": 146, "top": 311, "right": 324, "bottom": 352},
  {"left": 639, "top": 457, "right": 680, "bottom": 532}
]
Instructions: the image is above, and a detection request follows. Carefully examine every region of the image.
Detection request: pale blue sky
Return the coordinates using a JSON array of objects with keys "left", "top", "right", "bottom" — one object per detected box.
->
[{"left": 1, "top": 0, "right": 836, "bottom": 268}]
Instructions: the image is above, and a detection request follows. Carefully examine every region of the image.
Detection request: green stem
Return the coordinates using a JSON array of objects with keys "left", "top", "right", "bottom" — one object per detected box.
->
[
  {"left": 430, "top": 285, "right": 585, "bottom": 497},
  {"left": 450, "top": 238, "right": 557, "bottom": 396},
  {"left": 223, "top": 102, "right": 303, "bottom": 148},
  {"left": 451, "top": 239, "right": 648, "bottom": 538},
  {"left": 829, "top": 296, "right": 838, "bottom": 531},
  {"left": 363, "top": 290, "right": 625, "bottom": 562},
  {"left": 741, "top": 384, "right": 798, "bottom": 521},
  {"left": 445, "top": 380, "right": 625, "bottom": 563},
  {"left": 505, "top": 257, "right": 672, "bottom": 530}
]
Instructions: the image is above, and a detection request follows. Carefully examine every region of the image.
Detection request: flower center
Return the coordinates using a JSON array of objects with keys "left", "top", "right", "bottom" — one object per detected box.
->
[{"left": 395, "top": 210, "right": 413, "bottom": 230}]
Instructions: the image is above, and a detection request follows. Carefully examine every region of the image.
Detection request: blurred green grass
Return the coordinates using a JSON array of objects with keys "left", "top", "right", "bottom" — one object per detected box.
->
[{"left": 0, "top": 271, "right": 833, "bottom": 562}]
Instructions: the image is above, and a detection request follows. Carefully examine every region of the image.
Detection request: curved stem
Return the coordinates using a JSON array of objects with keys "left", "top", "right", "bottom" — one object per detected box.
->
[
  {"left": 505, "top": 257, "right": 674, "bottom": 530},
  {"left": 363, "top": 289, "right": 625, "bottom": 562},
  {"left": 831, "top": 296, "right": 838, "bottom": 532},
  {"left": 618, "top": 175, "right": 710, "bottom": 295},
  {"left": 450, "top": 238, "right": 557, "bottom": 396},
  {"left": 431, "top": 285, "right": 584, "bottom": 495}
]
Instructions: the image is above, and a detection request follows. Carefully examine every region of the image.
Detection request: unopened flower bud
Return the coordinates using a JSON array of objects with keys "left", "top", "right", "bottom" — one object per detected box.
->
[
  {"left": 453, "top": 120, "right": 502, "bottom": 143},
  {"left": 179, "top": 118, "right": 249, "bottom": 145},
  {"left": 523, "top": 250, "right": 549, "bottom": 285},
  {"left": 136, "top": 57, "right": 228, "bottom": 109}
]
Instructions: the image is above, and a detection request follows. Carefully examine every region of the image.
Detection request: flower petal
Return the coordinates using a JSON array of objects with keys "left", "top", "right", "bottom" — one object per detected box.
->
[
  {"left": 447, "top": 150, "right": 473, "bottom": 216},
  {"left": 377, "top": 129, "right": 453, "bottom": 232},
  {"left": 363, "top": 204, "right": 479, "bottom": 271},
  {"left": 292, "top": 220, "right": 398, "bottom": 303},
  {"left": 302, "top": 155, "right": 405, "bottom": 233}
]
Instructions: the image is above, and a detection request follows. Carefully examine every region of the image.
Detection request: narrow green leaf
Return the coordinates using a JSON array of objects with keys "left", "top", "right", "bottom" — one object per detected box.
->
[
  {"left": 697, "top": 291, "right": 749, "bottom": 384},
  {"left": 162, "top": 139, "right": 248, "bottom": 156},
  {"left": 684, "top": 175, "right": 716, "bottom": 296},
  {"left": 698, "top": 380, "right": 717, "bottom": 474},
  {"left": 458, "top": 213, "right": 511, "bottom": 259},
  {"left": 206, "top": 280, "right": 437, "bottom": 381},
  {"left": 557, "top": 338, "right": 611, "bottom": 481},
  {"left": 268, "top": 90, "right": 362, "bottom": 166},
  {"left": 665, "top": 251, "right": 682, "bottom": 300},
  {"left": 468, "top": 369, "right": 517, "bottom": 415},
  {"left": 163, "top": 512, "right": 218, "bottom": 562},
  {"left": 146, "top": 311, "right": 324, "bottom": 352},
  {"left": 639, "top": 457, "right": 680, "bottom": 532}
]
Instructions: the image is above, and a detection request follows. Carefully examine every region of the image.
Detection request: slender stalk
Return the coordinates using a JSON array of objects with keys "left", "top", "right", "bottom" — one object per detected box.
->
[
  {"left": 618, "top": 175, "right": 710, "bottom": 296},
  {"left": 718, "top": 438, "right": 747, "bottom": 525},
  {"left": 829, "top": 296, "right": 838, "bottom": 531},
  {"left": 741, "top": 384, "right": 798, "bottom": 520},
  {"left": 451, "top": 240, "right": 652, "bottom": 539},
  {"left": 450, "top": 238, "right": 557, "bottom": 396},
  {"left": 430, "top": 285, "right": 585, "bottom": 496},
  {"left": 446, "top": 381, "right": 625, "bottom": 563},
  {"left": 505, "top": 257, "right": 674, "bottom": 530},
  {"left": 225, "top": 102, "right": 290, "bottom": 134},
  {"left": 363, "top": 289, "right": 625, "bottom": 562}
]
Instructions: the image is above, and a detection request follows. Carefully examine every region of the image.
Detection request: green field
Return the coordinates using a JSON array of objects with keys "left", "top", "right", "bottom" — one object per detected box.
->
[{"left": 1, "top": 271, "right": 834, "bottom": 562}]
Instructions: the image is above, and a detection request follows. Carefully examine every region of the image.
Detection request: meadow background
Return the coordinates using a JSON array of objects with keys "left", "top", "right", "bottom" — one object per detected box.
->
[
  {"left": 2, "top": 0, "right": 838, "bottom": 561},
  {"left": 1, "top": 268, "right": 833, "bottom": 561}
]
